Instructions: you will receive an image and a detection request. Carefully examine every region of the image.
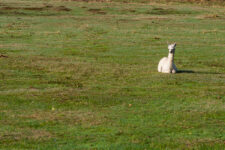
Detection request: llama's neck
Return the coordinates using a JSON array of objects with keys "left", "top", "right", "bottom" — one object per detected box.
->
[{"left": 168, "top": 53, "right": 174, "bottom": 70}]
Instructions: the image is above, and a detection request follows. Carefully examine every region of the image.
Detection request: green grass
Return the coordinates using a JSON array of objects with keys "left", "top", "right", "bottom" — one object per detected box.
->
[{"left": 0, "top": 0, "right": 225, "bottom": 149}]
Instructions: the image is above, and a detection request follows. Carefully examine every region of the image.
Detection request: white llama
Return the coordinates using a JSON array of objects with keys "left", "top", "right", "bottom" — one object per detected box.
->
[{"left": 158, "top": 43, "right": 177, "bottom": 73}]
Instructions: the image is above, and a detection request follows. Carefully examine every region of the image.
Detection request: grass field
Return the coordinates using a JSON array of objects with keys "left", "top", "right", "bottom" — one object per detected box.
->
[{"left": 0, "top": 0, "right": 225, "bottom": 149}]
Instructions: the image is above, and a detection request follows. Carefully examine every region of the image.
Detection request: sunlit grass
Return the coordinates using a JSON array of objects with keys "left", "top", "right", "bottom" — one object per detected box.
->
[{"left": 0, "top": 0, "right": 224, "bottom": 149}]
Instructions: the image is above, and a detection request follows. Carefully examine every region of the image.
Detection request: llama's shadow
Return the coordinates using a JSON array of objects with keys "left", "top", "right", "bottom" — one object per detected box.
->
[
  {"left": 177, "top": 70, "right": 194, "bottom": 74},
  {"left": 177, "top": 70, "right": 221, "bottom": 75}
]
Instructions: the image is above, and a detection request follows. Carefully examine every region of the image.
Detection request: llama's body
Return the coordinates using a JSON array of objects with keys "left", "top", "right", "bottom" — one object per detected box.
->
[{"left": 158, "top": 43, "right": 177, "bottom": 73}]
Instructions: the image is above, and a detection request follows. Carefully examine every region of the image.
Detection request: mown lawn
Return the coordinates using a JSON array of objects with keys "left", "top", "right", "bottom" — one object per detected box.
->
[{"left": 0, "top": 0, "right": 224, "bottom": 149}]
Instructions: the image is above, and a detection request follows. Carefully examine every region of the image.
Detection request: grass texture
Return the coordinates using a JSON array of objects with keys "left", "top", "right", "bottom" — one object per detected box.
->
[{"left": 0, "top": 0, "right": 224, "bottom": 149}]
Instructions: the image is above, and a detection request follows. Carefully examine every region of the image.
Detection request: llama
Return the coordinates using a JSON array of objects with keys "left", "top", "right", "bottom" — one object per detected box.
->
[{"left": 158, "top": 43, "right": 177, "bottom": 73}]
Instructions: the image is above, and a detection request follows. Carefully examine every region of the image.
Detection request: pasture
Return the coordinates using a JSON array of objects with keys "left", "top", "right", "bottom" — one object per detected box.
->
[{"left": 0, "top": 0, "right": 224, "bottom": 149}]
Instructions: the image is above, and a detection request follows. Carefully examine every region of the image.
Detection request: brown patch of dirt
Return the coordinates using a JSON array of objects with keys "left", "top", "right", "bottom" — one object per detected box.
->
[
  {"left": 1, "top": 6, "right": 21, "bottom": 10},
  {"left": 129, "top": 9, "right": 136, "bottom": 13},
  {"left": 121, "top": 9, "right": 136, "bottom": 13},
  {"left": 0, "top": 11, "right": 27, "bottom": 16},
  {"left": 0, "top": 54, "right": 8, "bottom": 58},
  {"left": 0, "top": 5, "right": 71, "bottom": 12},
  {"left": 147, "top": 7, "right": 192, "bottom": 15},
  {"left": 154, "top": 37, "right": 160, "bottom": 40},
  {"left": 201, "top": 14, "right": 223, "bottom": 19},
  {"left": 44, "top": 4, "right": 53, "bottom": 8},
  {"left": 62, "top": 0, "right": 106, "bottom": 2},
  {"left": 24, "top": 7, "right": 44, "bottom": 11},
  {"left": 205, "top": 14, "right": 220, "bottom": 18},
  {"left": 88, "top": 8, "right": 106, "bottom": 15},
  {"left": 117, "top": 18, "right": 139, "bottom": 22},
  {"left": 54, "top": 6, "right": 71, "bottom": 11}
]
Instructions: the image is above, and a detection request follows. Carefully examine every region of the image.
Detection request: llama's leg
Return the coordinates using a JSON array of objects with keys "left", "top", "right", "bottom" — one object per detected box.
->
[
  {"left": 158, "top": 66, "right": 162, "bottom": 72},
  {"left": 172, "top": 63, "right": 177, "bottom": 73}
]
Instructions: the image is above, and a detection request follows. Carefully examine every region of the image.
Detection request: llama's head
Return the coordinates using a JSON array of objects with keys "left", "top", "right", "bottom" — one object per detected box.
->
[{"left": 168, "top": 43, "right": 176, "bottom": 54}]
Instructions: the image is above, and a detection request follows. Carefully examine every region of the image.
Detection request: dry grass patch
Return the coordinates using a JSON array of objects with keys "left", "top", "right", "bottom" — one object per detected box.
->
[
  {"left": 0, "top": 87, "right": 63, "bottom": 95},
  {"left": 0, "top": 129, "right": 52, "bottom": 141},
  {"left": 134, "top": 16, "right": 169, "bottom": 21},
  {"left": 0, "top": 54, "right": 8, "bottom": 58},
  {"left": 183, "top": 138, "right": 225, "bottom": 148},
  {"left": 6, "top": 55, "right": 99, "bottom": 75},
  {"left": 196, "top": 14, "right": 224, "bottom": 20},
  {"left": 20, "top": 110, "right": 107, "bottom": 126},
  {"left": 0, "top": 5, "right": 71, "bottom": 12},
  {"left": 88, "top": 8, "right": 106, "bottom": 14}
]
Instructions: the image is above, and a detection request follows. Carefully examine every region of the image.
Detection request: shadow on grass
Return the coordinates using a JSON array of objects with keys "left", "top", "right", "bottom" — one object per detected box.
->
[
  {"left": 177, "top": 70, "right": 221, "bottom": 74},
  {"left": 177, "top": 70, "right": 195, "bottom": 73}
]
